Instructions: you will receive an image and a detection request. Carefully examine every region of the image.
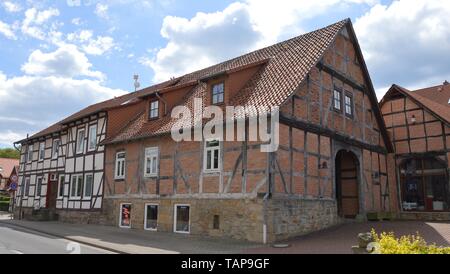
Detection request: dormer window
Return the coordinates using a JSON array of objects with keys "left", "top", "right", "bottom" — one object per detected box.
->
[
  {"left": 149, "top": 100, "right": 159, "bottom": 119},
  {"left": 212, "top": 82, "right": 224, "bottom": 104}
]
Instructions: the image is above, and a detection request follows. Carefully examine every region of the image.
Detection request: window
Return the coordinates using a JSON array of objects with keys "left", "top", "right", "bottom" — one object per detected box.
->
[
  {"left": 27, "top": 144, "right": 33, "bottom": 162},
  {"left": 88, "top": 125, "right": 97, "bottom": 151},
  {"left": 144, "top": 204, "right": 158, "bottom": 231},
  {"left": 144, "top": 147, "right": 159, "bottom": 177},
  {"left": 36, "top": 177, "right": 43, "bottom": 197},
  {"left": 212, "top": 82, "right": 224, "bottom": 104},
  {"left": 24, "top": 177, "right": 30, "bottom": 197},
  {"left": 149, "top": 100, "right": 159, "bottom": 119},
  {"left": 38, "top": 142, "right": 45, "bottom": 161},
  {"left": 174, "top": 204, "right": 190, "bottom": 233},
  {"left": 345, "top": 93, "right": 353, "bottom": 117},
  {"left": 119, "top": 203, "right": 132, "bottom": 228},
  {"left": 70, "top": 174, "right": 83, "bottom": 198},
  {"left": 204, "top": 140, "right": 221, "bottom": 172},
  {"left": 333, "top": 88, "right": 342, "bottom": 111},
  {"left": 58, "top": 175, "right": 65, "bottom": 198},
  {"left": 400, "top": 158, "right": 449, "bottom": 212},
  {"left": 52, "top": 139, "right": 60, "bottom": 159},
  {"left": 115, "top": 152, "right": 126, "bottom": 179},
  {"left": 76, "top": 129, "right": 86, "bottom": 154},
  {"left": 83, "top": 174, "right": 93, "bottom": 199}
]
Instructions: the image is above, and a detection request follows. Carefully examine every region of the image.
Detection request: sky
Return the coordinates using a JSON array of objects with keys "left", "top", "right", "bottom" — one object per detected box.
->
[{"left": 0, "top": 0, "right": 449, "bottom": 148}]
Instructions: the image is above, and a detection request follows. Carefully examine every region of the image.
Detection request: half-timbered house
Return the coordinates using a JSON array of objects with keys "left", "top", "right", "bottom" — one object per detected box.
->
[
  {"left": 380, "top": 82, "right": 450, "bottom": 220},
  {"left": 99, "top": 19, "right": 398, "bottom": 243}
]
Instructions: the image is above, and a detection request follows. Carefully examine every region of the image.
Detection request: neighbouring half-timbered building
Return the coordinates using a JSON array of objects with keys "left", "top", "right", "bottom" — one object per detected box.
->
[
  {"left": 12, "top": 89, "right": 170, "bottom": 222},
  {"left": 97, "top": 19, "right": 398, "bottom": 243},
  {"left": 380, "top": 82, "right": 450, "bottom": 220}
]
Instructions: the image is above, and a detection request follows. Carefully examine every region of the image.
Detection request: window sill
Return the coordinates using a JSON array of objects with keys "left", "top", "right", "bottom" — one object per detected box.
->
[
  {"left": 114, "top": 178, "right": 125, "bottom": 181},
  {"left": 203, "top": 169, "right": 221, "bottom": 174}
]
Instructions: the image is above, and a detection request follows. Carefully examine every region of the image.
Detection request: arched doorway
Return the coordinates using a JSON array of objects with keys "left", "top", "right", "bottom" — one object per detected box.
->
[{"left": 335, "top": 150, "right": 360, "bottom": 218}]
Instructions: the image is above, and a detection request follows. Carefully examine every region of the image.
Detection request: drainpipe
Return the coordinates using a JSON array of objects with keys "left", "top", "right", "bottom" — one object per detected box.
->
[
  {"left": 262, "top": 152, "right": 274, "bottom": 245},
  {"left": 18, "top": 134, "right": 29, "bottom": 220},
  {"left": 155, "top": 92, "right": 168, "bottom": 116}
]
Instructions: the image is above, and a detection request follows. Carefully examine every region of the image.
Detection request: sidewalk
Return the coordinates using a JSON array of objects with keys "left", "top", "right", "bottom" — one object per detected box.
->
[{"left": 0, "top": 217, "right": 262, "bottom": 254}]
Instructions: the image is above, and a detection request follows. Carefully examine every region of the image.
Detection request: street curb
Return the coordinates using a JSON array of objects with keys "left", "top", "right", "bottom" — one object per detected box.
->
[{"left": 0, "top": 220, "right": 129, "bottom": 254}]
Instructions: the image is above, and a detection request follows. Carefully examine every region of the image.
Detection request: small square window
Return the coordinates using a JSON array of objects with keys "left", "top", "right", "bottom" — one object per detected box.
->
[
  {"left": 149, "top": 100, "right": 159, "bottom": 119},
  {"left": 212, "top": 83, "right": 224, "bottom": 104}
]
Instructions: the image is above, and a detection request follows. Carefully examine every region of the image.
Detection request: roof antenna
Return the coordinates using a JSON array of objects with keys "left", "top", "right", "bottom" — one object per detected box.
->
[{"left": 133, "top": 74, "right": 140, "bottom": 92}]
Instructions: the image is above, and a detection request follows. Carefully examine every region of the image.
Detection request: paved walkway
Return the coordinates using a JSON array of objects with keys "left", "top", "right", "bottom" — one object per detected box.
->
[
  {"left": 2, "top": 212, "right": 449, "bottom": 254},
  {"left": 246, "top": 221, "right": 450, "bottom": 254},
  {"left": 0, "top": 216, "right": 261, "bottom": 254}
]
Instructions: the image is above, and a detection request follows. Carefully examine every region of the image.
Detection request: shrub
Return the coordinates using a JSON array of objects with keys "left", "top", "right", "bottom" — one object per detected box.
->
[{"left": 371, "top": 229, "right": 450, "bottom": 254}]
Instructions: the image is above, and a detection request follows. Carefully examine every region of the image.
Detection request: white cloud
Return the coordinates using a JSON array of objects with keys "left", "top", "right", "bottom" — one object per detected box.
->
[
  {"left": 21, "top": 44, "right": 105, "bottom": 80},
  {"left": 2, "top": 1, "right": 22, "bottom": 13},
  {"left": 71, "top": 17, "right": 83, "bottom": 26},
  {"left": 67, "top": 0, "right": 81, "bottom": 7},
  {"left": 82, "top": 36, "right": 115, "bottom": 55},
  {"left": 0, "top": 20, "right": 17, "bottom": 40},
  {"left": 67, "top": 30, "right": 116, "bottom": 55},
  {"left": 354, "top": 0, "right": 450, "bottom": 95},
  {"left": 21, "top": 8, "right": 60, "bottom": 40},
  {"left": 95, "top": 3, "right": 109, "bottom": 20},
  {"left": 145, "top": 0, "right": 378, "bottom": 83},
  {"left": 0, "top": 70, "right": 126, "bottom": 146}
]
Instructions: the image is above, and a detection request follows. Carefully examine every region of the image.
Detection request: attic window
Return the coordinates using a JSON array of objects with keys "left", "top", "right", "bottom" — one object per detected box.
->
[
  {"left": 212, "top": 82, "right": 224, "bottom": 104},
  {"left": 149, "top": 100, "right": 159, "bottom": 119}
]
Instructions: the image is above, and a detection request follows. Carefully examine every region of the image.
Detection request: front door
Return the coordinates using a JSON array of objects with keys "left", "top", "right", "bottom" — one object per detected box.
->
[
  {"left": 336, "top": 151, "right": 360, "bottom": 218},
  {"left": 46, "top": 173, "right": 58, "bottom": 209}
]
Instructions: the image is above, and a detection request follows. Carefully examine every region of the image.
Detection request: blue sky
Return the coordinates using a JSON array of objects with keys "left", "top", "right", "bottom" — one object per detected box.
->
[{"left": 0, "top": 0, "right": 449, "bottom": 147}]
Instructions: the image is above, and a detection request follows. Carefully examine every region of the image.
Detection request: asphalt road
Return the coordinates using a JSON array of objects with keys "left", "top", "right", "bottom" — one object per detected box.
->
[{"left": 0, "top": 222, "right": 115, "bottom": 254}]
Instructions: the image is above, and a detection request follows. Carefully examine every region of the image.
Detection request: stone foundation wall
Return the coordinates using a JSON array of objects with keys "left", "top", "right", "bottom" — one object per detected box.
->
[
  {"left": 266, "top": 198, "right": 340, "bottom": 242},
  {"left": 102, "top": 197, "right": 265, "bottom": 242}
]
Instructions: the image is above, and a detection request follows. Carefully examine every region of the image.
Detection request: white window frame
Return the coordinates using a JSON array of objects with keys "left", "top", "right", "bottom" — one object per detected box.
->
[
  {"left": 144, "top": 147, "right": 159, "bottom": 177},
  {"left": 119, "top": 203, "right": 132, "bottom": 228},
  {"left": 344, "top": 94, "right": 353, "bottom": 117},
  {"left": 87, "top": 125, "right": 97, "bottom": 152},
  {"left": 76, "top": 128, "right": 86, "bottom": 154},
  {"left": 27, "top": 144, "right": 33, "bottom": 163},
  {"left": 212, "top": 82, "right": 225, "bottom": 104},
  {"left": 36, "top": 176, "right": 43, "bottom": 197},
  {"left": 203, "top": 139, "right": 221, "bottom": 173},
  {"left": 149, "top": 100, "right": 159, "bottom": 119},
  {"left": 52, "top": 139, "right": 60, "bottom": 159},
  {"left": 115, "top": 152, "right": 126, "bottom": 180},
  {"left": 174, "top": 204, "right": 190, "bottom": 234},
  {"left": 83, "top": 173, "right": 94, "bottom": 200},
  {"left": 23, "top": 177, "right": 30, "bottom": 198},
  {"left": 333, "top": 89, "right": 342, "bottom": 111},
  {"left": 38, "top": 142, "right": 45, "bottom": 161},
  {"left": 57, "top": 175, "right": 65, "bottom": 198},
  {"left": 70, "top": 174, "right": 83, "bottom": 199},
  {"left": 144, "top": 203, "right": 159, "bottom": 231}
]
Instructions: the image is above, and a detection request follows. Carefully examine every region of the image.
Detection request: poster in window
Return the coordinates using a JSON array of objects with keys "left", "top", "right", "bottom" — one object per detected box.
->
[{"left": 120, "top": 204, "right": 131, "bottom": 227}]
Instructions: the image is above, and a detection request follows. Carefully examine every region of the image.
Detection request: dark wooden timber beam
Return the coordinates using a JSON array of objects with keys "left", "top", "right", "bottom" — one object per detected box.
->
[
  {"left": 316, "top": 62, "right": 366, "bottom": 93},
  {"left": 280, "top": 113, "right": 388, "bottom": 154}
]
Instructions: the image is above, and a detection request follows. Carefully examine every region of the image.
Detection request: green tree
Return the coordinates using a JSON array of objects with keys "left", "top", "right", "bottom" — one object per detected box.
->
[{"left": 0, "top": 148, "right": 20, "bottom": 159}]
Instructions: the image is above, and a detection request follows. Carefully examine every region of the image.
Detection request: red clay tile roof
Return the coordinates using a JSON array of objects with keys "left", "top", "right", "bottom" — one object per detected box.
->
[
  {"left": 103, "top": 19, "right": 351, "bottom": 144},
  {"left": 390, "top": 83, "right": 450, "bottom": 124},
  {"left": 0, "top": 158, "right": 19, "bottom": 178}
]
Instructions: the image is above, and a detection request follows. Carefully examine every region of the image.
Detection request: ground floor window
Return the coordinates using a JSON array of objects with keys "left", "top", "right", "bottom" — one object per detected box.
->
[
  {"left": 119, "top": 203, "right": 132, "bottom": 228},
  {"left": 174, "top": 204, "right": 190, "bottom": 233},
  {"left": 400, "top": 157, "right": 449, "bottom": 212},
  {"left": 145, "top": 204, "right": 158, "bottom": 231}
]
